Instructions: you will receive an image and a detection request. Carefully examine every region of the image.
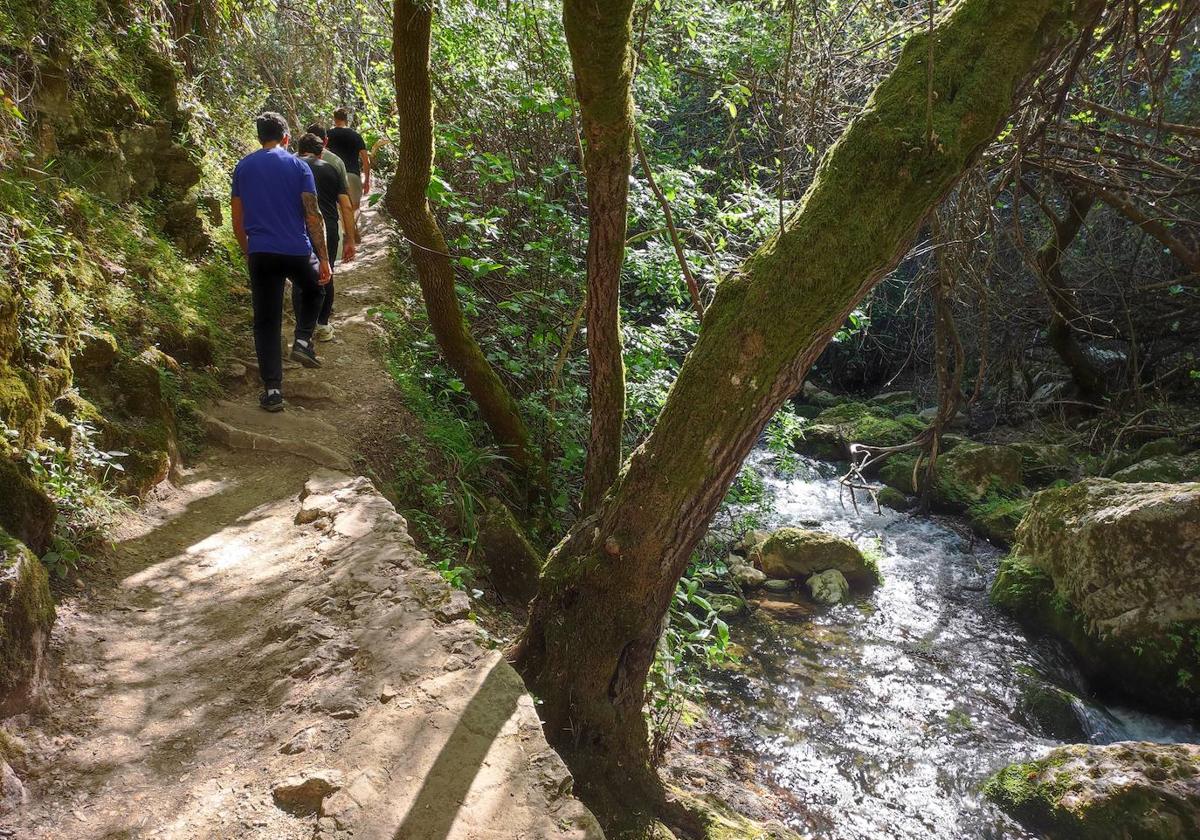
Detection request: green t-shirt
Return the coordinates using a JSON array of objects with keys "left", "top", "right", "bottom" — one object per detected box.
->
[{"left": 320, "top": 148, "right": 348, "bottom": 183}]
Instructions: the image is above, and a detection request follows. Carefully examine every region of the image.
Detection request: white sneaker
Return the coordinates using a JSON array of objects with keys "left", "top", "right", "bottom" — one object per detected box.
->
[{"left": 314, "top": 323, "right": 335, "bottom": 342}]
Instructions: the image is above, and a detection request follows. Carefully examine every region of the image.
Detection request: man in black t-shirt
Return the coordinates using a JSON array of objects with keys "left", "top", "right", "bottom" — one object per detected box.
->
[
  {"left": 296, "top": 133, "right": 356, "bottom": 340},
  {"left": 327, "top": 107, "right": 370, "bottom": 242}
]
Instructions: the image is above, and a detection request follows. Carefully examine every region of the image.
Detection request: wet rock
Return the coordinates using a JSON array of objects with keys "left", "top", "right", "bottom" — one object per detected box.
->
[
  {"left": 0, "top": 529, "right": 56, "bottom": 717},
  {"left": 1013, "top": 669, "right": 1087, "bottom": 741},
  {"left": 762, "top": 579, "right": 794, "bottom": 594},
  {"left": 807, "top": 569, "right": 850, "bottom": 605},
  {"left": 876, "top": 486, "right": 912, "bottom": 511},
  {"left": 475, "top": 498, "right": 542, "bottom": 606},
  {"left": 991, "top": 479, "right": 1200, "bottom": 715},
  {"left": 756, "top": 527, "right": 881, "bottom": 589},
  {"left": 271, "top": 769, "right": 344, "bottom": 815},
  {"left": 984, "top": 742, "right": 1200, "bottom": 840}
]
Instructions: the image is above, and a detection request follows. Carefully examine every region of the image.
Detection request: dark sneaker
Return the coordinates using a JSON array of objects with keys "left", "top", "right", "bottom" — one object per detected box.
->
[
  {"left": 260, "top": 391, "right": 285, "bottom": 412},
  {"left": 290, "top": 339, "right": 321, "bottom": 368}
]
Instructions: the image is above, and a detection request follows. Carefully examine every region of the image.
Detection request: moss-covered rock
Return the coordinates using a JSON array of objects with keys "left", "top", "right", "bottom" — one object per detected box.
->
[
  {"left": 754, "top": 527, "right": 881, "bottom": 590},
  {"left": 879, "top": 443, "right": 1025, "bottom": 516},
  {"left": 1111, "top": 451, "right": 1200, "bottom": 484},
  {"left": 984, "top": 742, "right": 1200, "bottom": 840},
  {"left": 880, "top": 453, "right": 919, "bottom": 494},
  {"left": 794, "top": 402, "right": 922, "bottom": 462},
  {"left": 668, "top": 787, "right": 802, "bottom": 840},
  {"left": 876, "top": 485, "right": 912, "bottom": 511},
  {"left": 967, "top": 496, "right": 1029, "bottom": 546},
  {"left": 475, "top": 498, "right": 543, "bottom": 606},
  {"left": 991, "top": 479, "right": 1200, "bottom": 715},
  {"left": 1013, "top": 667, "right": 1087, "bottom": 741},
  {"left": 0, "top": 459, "right": 55, "bottom": 557},
  {"left": 0, "top": 528, "right": 56, "bottom": 717},
  {"left": 932, "top": 442, "right": 1023, "bottom": 508},
  {"left": 1009, "top": 442, "right": 1076, "bottom": 486}
]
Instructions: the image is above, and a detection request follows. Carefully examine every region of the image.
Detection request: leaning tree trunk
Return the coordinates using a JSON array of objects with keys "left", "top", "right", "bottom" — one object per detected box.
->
[
  {"left": 1034, "top": 189, "right": 1106, "bottom": 401},
  {"left": 568, "top": 0, "right": 637, "bottom": 513},
  {"left": 514, "top": 0, "right": 1100, "bottom": 828},
  {"left": 386, "top": 0, "right": 546, "bottom": 488}
]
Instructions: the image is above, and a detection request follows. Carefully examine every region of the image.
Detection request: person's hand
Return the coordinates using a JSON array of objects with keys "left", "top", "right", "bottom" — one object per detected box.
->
[
  {"left": 343, "top": 240, "right": 356, "bottom": 263},
  {"left": 318, "top": 259, "right": 332, "bottom": 285},
  {"left": 363, "top": 177, "right": 370, "bottom": 195}
]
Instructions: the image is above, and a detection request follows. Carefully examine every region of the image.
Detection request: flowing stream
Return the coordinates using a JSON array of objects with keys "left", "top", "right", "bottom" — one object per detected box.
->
[{"left": 700, "top": 452, "right": 1199, "bottom": 839}]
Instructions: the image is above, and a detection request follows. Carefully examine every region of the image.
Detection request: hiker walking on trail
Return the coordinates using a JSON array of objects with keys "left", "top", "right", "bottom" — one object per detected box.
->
[
  {"left": 297, "top": 132, "right": 357, "bottom": 342},
  {"left": 305, "top": 123, "right": 348, "bottom": 184},
  {"left": 230, "top": 112, "right": 331, "bottom": 413},
  {"left": 326, "top": 107, "right": 370, "bottom": 241}
]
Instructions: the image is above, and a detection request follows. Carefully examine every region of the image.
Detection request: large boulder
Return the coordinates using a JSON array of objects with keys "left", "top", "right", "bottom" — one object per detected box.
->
[
  {"left": 984, "top": 742, "right": 1200, "bottom": 840},
  {"left": 991, "top": 479, "right": 1200, "bottom": 715},
  {"left": 0, "top": 529, "right": 56, "bottom": 717},
  {"left": 754, "top": 528, "right": 881, "bottom": 590},
  {"left": 1009, "top": 442, "right": 1075, "bottom": 486},
  {"left": 474, "top": 499, "right": 543, "bottom": 606},
  {"left": 932, "top": 442, "right": 1023, "bottom": 508},
  {"left": 879, "top": 442, "right": 1025, "bottom": 516},
  {"left": 794, "top": 403, "right": 923, "bottom": 462},
  {"left": 1111, "top": 451, "right": 1200, "bottom": 484}
]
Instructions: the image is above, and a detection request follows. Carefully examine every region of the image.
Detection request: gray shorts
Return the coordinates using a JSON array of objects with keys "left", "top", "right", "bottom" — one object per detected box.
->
[{"left": 346, "top": 173, "right": 363, "bottom": 208}]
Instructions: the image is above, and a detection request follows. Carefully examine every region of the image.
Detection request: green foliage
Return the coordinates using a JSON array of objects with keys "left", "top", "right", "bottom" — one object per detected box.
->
[{"left": 648, "top": 552, "right": 736, "bottom": 763}]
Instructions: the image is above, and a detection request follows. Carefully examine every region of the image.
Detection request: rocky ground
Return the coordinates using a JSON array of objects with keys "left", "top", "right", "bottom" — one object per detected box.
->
[{"left": 0, "top": 206, "right": 602, "bottom": 839}]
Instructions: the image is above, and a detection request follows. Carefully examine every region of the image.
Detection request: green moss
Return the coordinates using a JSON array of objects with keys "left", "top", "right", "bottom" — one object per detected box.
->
[
  {"left": 0, "top": 527, "right": 56, "bottom": 713},
  {"left": 968, "top": 495, "right": 1029, "bottom": 545},
  {"left": 0, "top": 458, "right": 55, "bottom": 556}
]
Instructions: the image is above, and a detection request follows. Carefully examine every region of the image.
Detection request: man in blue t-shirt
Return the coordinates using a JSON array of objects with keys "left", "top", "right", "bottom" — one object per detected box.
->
[{"left": 231, "top": 112, "right": 333, "bottom": 412}]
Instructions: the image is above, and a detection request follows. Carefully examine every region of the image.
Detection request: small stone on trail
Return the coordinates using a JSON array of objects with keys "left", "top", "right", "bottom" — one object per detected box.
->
[
  {"left": 434, "top": 590, "right": 471, "bottom": 623},
  {"left": 378, "top": 685, "right": 399, "bottom": 703},
  {"left": 279, "top": 727, "right": 317, "bottom": 755},
  {"left": 270, "top": 769, "right": 344, "bottom": 815}
]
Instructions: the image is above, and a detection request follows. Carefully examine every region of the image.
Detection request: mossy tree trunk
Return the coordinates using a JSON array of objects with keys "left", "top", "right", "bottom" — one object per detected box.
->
[
  {"left": 386, "top": 0, "right": 546, "bottom": 490},
  {"left": 1034, "top": 189, "right": 1106, "bottom": 400},
  {"left": 567, "top": 0, "right": 637, "bottom": 513},
  {"left": 514, "top": 0, "right": 1100, "bottom": 827}
]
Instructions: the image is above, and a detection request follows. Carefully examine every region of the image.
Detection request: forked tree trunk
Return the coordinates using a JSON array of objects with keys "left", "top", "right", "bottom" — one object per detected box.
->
[
  {"left": 386, "top": 0, "right": 546, "bottom": 488},
  {"left": 1034, "top": 190, "right": 1106, "bottom": 400},
  {"left": 514, "top": 0, "right": 1100, "bottom": 827},
  {"left": 568, "top": 0, "right": 637, "bottom": 513}
]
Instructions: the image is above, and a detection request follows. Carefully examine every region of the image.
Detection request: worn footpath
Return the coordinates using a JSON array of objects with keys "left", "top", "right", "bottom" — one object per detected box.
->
[{"left": 2, "top": 205, "right": 603, "bottom": 839}]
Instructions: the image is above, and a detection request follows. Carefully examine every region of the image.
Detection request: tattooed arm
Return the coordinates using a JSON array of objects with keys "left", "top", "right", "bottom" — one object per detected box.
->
[{"left": 302, "top": 191, "right": 332, "bottom": 284}]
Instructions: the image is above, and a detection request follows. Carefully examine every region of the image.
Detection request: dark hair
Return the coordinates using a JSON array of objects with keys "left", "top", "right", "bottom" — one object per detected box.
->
[
  {"left": 256, "top": 111, "right": 288, "bottom": 143},
  {"left": 306, "top": 123, "right": 327, "bottom": 140},
  {"left": 333, "top": 107, "right": 349, "bottom": 123},
  {"left": 296, "top": 133, "right": 324, "bottom": 157}
]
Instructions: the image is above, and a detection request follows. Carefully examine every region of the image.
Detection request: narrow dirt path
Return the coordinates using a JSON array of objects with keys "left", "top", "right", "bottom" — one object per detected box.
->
[{"left": 4, "top": 206, "right": 603, "bottom": 840}]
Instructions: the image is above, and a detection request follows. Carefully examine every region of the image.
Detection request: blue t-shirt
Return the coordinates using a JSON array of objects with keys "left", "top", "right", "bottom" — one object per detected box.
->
[{"left": 231, "top": 146, "right": 317, "bottom": 256}]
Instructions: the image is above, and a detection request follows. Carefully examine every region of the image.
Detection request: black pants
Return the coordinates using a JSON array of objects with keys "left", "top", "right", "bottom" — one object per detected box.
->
[
  {"left": 249, "top": 251, "right": 324, "bottom": 390},
  {"left": 318, "top": 226, "right": 339, "bottom": 325}
]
